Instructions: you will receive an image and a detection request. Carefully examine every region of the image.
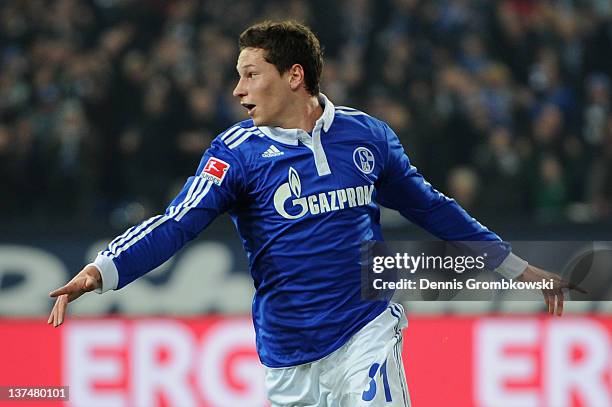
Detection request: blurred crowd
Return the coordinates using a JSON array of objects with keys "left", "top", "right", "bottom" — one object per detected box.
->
[{"left": 1, "top": 0, "right": 611, "bottom": 226}]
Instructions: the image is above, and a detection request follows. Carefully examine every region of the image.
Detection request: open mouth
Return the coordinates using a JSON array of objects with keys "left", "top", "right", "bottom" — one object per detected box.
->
[{"left": 241, "top": 103, "right": 256, "bottom": 115}]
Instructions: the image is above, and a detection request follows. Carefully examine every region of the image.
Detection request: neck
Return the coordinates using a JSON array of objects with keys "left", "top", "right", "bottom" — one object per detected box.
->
[{"left": 277, "top": 94, "right": 323, "bottom": 132}]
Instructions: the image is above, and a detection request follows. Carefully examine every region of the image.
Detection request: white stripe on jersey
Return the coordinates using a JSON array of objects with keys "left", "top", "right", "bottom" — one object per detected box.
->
[
  {"left": 104, "top": 124, "right": 260, "bottom": 260},
  {"left": 172, "top": 177, "right": 209, "bottom": 218},
  {"left": 103, "top": 224, "right": 142, "bottom": 256},
  {"left": 168, "top": 176, "right": 203, "bottom": 218},
  {"left": 335, "top": 109, "right": 369, "bottom": 117},
  {"left": 224, "top": 126, "right": 258, "bottom": 145},
  {"left": 176, "top": 180, "right": 213, "bottom": 221},
  {"left": 229, "top": 127, "right": 264, "bottom": 149},
  {"left": 220, "top": 125, "right": 242, "bottom": 141},
  {"left": 223, "top": 128, "right": 248, "bottom": 144},
  {"left": 110, "top": 216, "right": 170, "bottom": 259},
  {"left": 105, "top": 175, "right": 216, "bottom": 259},
  {"left": 228, "top": 131, "right": 255, "bottom": 149},
  {"left": 106, "top": 215, "right": 164, "bottom": 255},
  {"left": 106, "top": 180, "right": 214, "bottom": 259}
]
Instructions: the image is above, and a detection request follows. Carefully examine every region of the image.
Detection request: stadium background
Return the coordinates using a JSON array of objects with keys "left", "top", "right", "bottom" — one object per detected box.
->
[{"left": 1, "top": 0, "right": 611, "bottom": 406}]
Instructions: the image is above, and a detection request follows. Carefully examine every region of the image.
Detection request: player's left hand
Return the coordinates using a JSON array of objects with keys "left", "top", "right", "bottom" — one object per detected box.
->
[{"left": 517, "top": 265, "right": 587, "bottom": 316}]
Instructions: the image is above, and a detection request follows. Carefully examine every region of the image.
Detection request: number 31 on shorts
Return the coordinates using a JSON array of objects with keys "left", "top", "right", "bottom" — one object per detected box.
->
[{"left": 361, "top": 359, "right": 392, "bottom": 402}]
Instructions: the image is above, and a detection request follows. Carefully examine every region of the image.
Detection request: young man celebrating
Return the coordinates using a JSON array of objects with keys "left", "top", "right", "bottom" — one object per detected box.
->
[{"left": 49, "top": 21, "right": 578, "bottom": 406}]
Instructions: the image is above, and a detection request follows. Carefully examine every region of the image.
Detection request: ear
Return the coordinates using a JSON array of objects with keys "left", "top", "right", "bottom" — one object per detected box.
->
[{"left": 287, "top": 64, "right": 305, "bottom": 91}]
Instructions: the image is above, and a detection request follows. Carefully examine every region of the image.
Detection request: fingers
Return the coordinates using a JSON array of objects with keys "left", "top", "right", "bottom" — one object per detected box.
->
[
  {"left": 48, "top": 273, "right": 96, "bottom": 328},
  {"left": 542, "top": 275, "right": 585, "bottom": 316},
  {"left": 556, "top": 291, "right": 564, "bottom": 316},
  {"left": 543, "top": 291, "right": 564, "bottom": 316},
  {"left": 47, "top": 295, "right": 69, "bottom": 327},
  {"left": 50, "top": 273, "right": 99, "bottom": 299},
  {"left": 47, "top": 301, "right": 56, "bottom": 325},
  {"left": 47, "top": 298, "right": 59, "bottom": 325},
  {"left": 547, "top": 293, "right": 555, "bottom": 315},
  {"left": 57, "top": 295, "right": 68, "bottom": 325},
  {"left": 49, "top": 283, "right": 74, "bottom": 298},
  {"left": 50, "top": 282, "right": 84, "bottom": 303},
  {"left": 48, "top": 286, "right": 72, "bottom": 328}
]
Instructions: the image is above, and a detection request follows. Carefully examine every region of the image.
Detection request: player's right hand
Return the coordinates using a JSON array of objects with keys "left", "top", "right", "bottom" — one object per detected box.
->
[{"left": 48, "top": 265, "right": 102, "bottom": 327}]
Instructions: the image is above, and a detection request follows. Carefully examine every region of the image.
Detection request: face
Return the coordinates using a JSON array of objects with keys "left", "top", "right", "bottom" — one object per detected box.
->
[{"left": 233, "top": 47, "right": 292, "bottom": 126}]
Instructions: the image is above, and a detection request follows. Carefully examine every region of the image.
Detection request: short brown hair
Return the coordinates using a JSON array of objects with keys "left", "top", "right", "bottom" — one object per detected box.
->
[{"left": 239, "top": 20, "right": 323, "bottom": 96}]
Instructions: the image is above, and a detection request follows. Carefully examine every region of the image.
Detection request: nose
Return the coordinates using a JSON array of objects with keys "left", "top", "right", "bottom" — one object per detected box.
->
[{"left": 233, "top": 77, "right": 246, "bottom": 98}]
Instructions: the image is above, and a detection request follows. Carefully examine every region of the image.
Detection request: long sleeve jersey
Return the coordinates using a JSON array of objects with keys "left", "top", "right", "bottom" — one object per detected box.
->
[{"left": 93, "top": 94, "right": 527, "bottom": 367}]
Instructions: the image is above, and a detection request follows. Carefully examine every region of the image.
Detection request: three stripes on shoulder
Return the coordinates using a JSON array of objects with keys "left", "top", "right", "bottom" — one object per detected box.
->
[{"left": 221, "top": 125, "right": 264, "bottom": 149}]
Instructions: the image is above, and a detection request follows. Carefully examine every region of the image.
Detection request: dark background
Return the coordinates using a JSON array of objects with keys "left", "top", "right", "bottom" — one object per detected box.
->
[{"left": 1, "top": 0, "right": 611, "bottom": 234}]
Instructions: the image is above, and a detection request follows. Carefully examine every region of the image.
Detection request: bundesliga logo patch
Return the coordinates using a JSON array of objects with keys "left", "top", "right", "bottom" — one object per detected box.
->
[{"left": 202, "top": 157, "right": 230, "bottom": 185}]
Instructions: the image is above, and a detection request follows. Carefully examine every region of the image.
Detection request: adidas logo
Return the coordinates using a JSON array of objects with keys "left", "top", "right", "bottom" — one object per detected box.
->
[{"left": 262, "top": 145, "right": 284, "bottom": 158}]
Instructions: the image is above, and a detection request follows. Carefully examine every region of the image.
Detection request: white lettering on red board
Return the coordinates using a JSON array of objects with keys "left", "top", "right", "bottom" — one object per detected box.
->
[
  {"left": 64, "top": 319, "right": 265, "bottom": 407},
  {"left": 475, "top": 319, "right": 611, "bottom": 407}
]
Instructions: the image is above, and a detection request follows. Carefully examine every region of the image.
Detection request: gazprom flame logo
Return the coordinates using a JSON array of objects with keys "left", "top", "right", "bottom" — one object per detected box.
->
[
  {"left": 273, "top": 167, "right": 376, "bottom": 220},
  {"left": 274, "top": 167, "right": 309, "bottom": 219},
  {"left": 288, "top": 167, "right": 301, "bottom": 198}
]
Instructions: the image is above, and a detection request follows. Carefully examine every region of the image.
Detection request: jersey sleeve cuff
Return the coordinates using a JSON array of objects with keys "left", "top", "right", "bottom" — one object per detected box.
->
[
  {"left": 91, "top": 253, "right": 119, "bottom": 293},
  {"left": 494, "top": 252, "right": 528, "bottom": 279}
]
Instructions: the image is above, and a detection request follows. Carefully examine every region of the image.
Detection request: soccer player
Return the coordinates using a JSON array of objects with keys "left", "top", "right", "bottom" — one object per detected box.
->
[{"left": 48, "top": 21, "right": 581, "bottom": 406}]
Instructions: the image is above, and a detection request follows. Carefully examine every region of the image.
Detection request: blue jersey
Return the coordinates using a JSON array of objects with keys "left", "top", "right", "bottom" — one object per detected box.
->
[{"left": 93, "top": 94, "right": 525, "bottom": 367}]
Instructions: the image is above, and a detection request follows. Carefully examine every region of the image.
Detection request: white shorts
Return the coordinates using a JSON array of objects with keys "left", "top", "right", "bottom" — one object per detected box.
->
[{"left": 265, "top": 303, "right": 410, "bottom": 407}]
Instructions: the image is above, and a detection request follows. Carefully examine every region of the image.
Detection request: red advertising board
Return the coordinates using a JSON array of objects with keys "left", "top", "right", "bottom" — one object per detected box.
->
[{"left": 0, "top": 316, "right": 610, "bottom": 406}]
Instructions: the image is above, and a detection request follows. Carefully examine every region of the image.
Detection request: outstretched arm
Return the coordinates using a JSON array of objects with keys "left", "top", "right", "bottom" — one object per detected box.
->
[
  {"left": 47, "top": 133, "right": 246, "bottom": 326},
  {"left": 377, "top": 122, "right": 585, "bottom": 315},
  {"left": 376, "top": 122, "right": 523, "bottom": 274}
]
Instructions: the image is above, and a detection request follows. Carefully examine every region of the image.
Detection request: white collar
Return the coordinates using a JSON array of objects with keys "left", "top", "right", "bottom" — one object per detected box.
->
[{"left": 258, "top": 93, "right": 335, "bottom": 146}]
